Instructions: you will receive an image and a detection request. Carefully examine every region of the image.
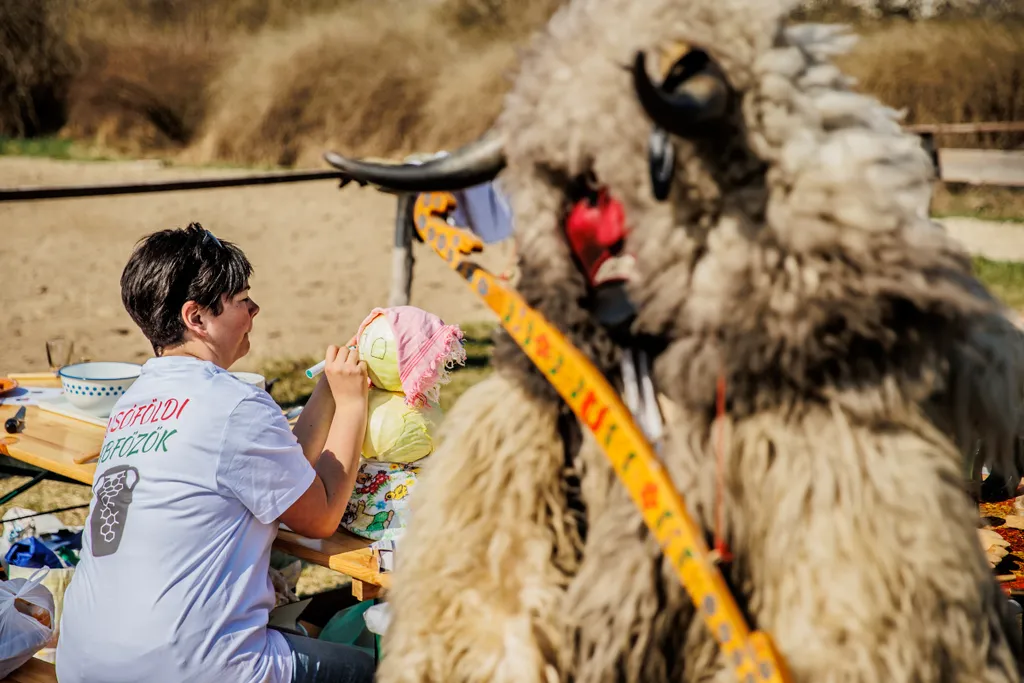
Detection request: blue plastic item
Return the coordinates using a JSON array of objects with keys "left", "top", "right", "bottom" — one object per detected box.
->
[{"left": 4, "top": 530, "right": 82, "bottom": 569}]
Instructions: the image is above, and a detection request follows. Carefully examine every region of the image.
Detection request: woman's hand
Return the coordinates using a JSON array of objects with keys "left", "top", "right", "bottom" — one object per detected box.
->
[{"left": 323, "top": 338, "right": 369, "bottom": 407}]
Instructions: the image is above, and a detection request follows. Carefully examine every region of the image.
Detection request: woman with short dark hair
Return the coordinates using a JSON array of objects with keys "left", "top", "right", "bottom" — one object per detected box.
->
[{"left": 56, "top": 223, "right": 376, "bottom": 683}]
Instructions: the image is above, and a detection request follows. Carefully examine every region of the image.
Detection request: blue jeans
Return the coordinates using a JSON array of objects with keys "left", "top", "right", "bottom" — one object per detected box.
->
[{"left": 280, "top": 630, "right": 376, "bottom": 683}]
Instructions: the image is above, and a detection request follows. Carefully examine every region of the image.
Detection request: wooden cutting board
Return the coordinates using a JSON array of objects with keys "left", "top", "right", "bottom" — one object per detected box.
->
[{"left": 0, "top": 404, "right": 102, "bottom": 484}]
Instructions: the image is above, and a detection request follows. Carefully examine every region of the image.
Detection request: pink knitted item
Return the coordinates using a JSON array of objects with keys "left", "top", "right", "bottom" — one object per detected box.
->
[{"left": 355, "top": 306, "right": 466, "bottom": 407}]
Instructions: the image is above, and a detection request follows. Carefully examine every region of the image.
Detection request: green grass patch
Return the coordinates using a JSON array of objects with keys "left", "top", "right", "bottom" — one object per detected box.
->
[
  {"left": 260, "top": 355, "right": 321, "bottom": 407},
  {"left": 438, "top": 366, "right": 493, "bottom": 412},
  {"left": 0, "top": 134, "right": 327, "bottom": 172},
  {"left": 973, "top": 256, "right": 1024, "bottom": 309},
  {"left": 932, "top": 185, "right": 1024, "bottom": 224},
  {"left": 0, "top": 135, "right": 75, "bottom": 159},
  {"left": 0, "top": 135, "right": 119, "bottom": 161},
  {"left": 439, "top": 321, "right": 497, "bottom": 411}
]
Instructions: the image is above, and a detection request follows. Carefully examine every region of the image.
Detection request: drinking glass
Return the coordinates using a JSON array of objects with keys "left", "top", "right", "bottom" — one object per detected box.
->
[{"left": 46, "top": 337, "right": 74, "bottom": 371}]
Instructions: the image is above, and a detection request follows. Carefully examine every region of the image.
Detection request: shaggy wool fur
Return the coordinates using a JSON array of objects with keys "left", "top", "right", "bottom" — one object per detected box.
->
[
  {"left": 378, "top": 0, "right": 1024, "bottom": 681},
  {"left": 376, "top": 372, "right": 583, "bottom": 682}
]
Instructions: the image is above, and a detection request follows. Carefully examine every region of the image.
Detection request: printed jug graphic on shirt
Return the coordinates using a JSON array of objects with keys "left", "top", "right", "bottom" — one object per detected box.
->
[{"left": 91, "top": 465, "right": 140, "bottom": 557}]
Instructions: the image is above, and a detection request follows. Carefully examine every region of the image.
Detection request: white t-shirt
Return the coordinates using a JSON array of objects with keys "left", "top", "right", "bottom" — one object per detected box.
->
[{"left": 56, "top": 356, "right": 317, "bottom": 683}]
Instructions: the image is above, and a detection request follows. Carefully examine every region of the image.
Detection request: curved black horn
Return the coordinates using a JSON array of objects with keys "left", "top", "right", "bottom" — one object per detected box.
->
[
  {"left": 632, "top": 51, "right": 728, "bottom": 135},
  {"left": 323, "top": 133, "right": 506, "bottom": 193}
]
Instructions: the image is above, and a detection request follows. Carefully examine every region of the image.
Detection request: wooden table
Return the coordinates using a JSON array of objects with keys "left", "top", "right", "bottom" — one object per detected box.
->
[
  {"left": 0, "top": 375, "right": 390, "bottom": 594},
  {"left": 1, "top": 656, "right": 57, "bottom": 683}
]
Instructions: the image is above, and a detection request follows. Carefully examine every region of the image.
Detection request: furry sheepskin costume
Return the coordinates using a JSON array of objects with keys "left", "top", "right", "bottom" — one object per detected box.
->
[{"left": 329, "top": 0, "right": 1024, "bottom": 681}]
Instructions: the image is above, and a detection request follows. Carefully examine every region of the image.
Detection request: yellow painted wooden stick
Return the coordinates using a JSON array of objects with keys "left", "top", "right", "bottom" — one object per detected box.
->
[
  {"left": 411, "top": 191, "right": 792, "bottom": 683},
  {"left": 8, "top": 371, "right": 61, "bottom": 382}
]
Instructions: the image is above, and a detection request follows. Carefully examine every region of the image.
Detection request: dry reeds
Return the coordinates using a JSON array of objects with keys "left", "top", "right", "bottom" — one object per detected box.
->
[
  {"left": 61, "top": 33, "right": 222, "bottom": 154},
  {"left": 0, "top": 0, "right": 1021, "bottom": 165},
  {"left": 61, "top": 0, "right": 359, "bottom": 36},
  {"left": 188, "top": 4, "right": 518, "bottom": 167},
  {"left": 186, "top": 0, "right": 559, "bottom": 166},
  {"left": 435, "top": 0, "right": 566, "bottom": 39},
  {"left": 0, "top": 0, "right": 79, "bottom": 136},
  {"left": 840, "top": 18, "right": 1024, "bottom": 149},
  {"left": 796, "top": 0, "right": 1024, "bottom": 21}
]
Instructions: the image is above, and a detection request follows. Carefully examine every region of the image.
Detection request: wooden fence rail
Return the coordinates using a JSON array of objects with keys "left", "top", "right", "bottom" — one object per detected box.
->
[
  {"left": 907, "top": 122, "right": 1024, "bottom": 135},
  {"left": 0, "top": 169, "right": 345, "bottom": 202},
  {"left": 910, "top": 121, "right": 1024, "bottom": 187}
]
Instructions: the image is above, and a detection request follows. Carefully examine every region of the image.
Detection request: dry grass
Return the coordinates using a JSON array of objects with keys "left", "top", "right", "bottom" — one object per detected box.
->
[
  {"left": 60, "top": 0, "right": 359, "bottom": 36},
  {"left": 0, "top": 0, "right": 78, "bottom": 137},
  {"left": 838, "top": 18, "right": 1024, "bottom": 150},
  {"left": 187, "top": 4, "right": 518, "bottom": 167},
  {"left": 39, "top": 0, "right": 561, "bottom": 166},
  {"left": 794, "top": 0, "right": 1024, "bottom": 22},
  {"left": 932, "top": 185, "right": 1024, "bottom": 222},
  {"left": 0, "top": 476, "right": 91, "bottom": 528},
  {"left": 61, "top": 33, "right": 223, "bottom": 155},
  {"left": 973, "top": 255, "right": 1024, "bottom": 309},
  {"left": 436, "top": 0, "right": 566, "bottom": 40},
  {"left": 7, "top": 1, "right": 1017, "bottom": 167},
  {"left": 3, "top": 1, "right": 1022, "bottom": 166}
]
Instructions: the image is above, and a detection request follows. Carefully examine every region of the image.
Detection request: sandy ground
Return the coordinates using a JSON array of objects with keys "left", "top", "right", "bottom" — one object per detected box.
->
[
  {"left": 0, "top": 156, "right": 1021, "bottom": 374},
  {"left": 0, "top": 156, "right": 509, "bottom": 374}
]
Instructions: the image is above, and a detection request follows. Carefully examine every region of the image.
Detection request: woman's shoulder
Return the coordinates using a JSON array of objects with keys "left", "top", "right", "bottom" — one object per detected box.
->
[
  {"left": 217, "top": 378, "right": 287, "bottom": 427},
  {"left": 207, "top": 369, "right": 267, "bottom": 401},
  {"left": 220, "top": 389, "right": 296, "bottom": 454}
]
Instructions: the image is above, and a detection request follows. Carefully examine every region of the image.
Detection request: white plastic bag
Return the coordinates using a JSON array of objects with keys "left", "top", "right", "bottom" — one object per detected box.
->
[
  {"left": 0, "top": 567, "right": 56, "bottom": 678},
  {"left": 8, "top": 563, "right": 73, "bottom": 663},
  {"left": 2, "top": 508, "right": 80, "bottom": 664},
  {"left": 363, "top": 601, "right": 392, "bottom": 636}
]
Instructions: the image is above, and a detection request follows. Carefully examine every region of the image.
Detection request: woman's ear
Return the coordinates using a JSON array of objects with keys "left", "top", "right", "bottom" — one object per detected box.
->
[{"left": 180, "top": 300, "right": 206, "bottom": 337}]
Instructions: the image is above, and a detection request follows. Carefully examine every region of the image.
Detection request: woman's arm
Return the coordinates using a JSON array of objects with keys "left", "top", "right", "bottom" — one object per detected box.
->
[
  {"left": 291, "top": 334, "right": 359, "bottom": 466},
  {"left": 291, "top": 375, "right": 336, "bottom": 467},
  {"left": 280, "top": 345, "right": 369, "bottom": 539},
  {"left": 283, "top": 403, "right": 367, "bottom": 537}
]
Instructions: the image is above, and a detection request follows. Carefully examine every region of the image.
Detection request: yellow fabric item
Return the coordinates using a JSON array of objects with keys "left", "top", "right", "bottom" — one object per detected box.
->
[{"left": 362, "top": 389, "right": 443, "bottom": 463}]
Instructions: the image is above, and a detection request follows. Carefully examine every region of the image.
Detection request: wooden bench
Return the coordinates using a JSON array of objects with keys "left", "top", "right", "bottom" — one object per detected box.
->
[{"left": 1, "top": 657, "right": 57, "bottom": 683}]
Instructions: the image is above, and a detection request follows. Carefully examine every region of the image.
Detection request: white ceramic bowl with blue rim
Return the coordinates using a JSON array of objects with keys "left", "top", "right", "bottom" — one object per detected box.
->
[{"left": 58, "top": 362, "right": 143, "bottom": 418}]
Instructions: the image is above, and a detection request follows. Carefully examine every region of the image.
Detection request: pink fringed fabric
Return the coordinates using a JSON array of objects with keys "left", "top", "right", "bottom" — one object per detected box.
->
[{"left": 355, "top": 306, "right": 467, "bottom": 407}]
